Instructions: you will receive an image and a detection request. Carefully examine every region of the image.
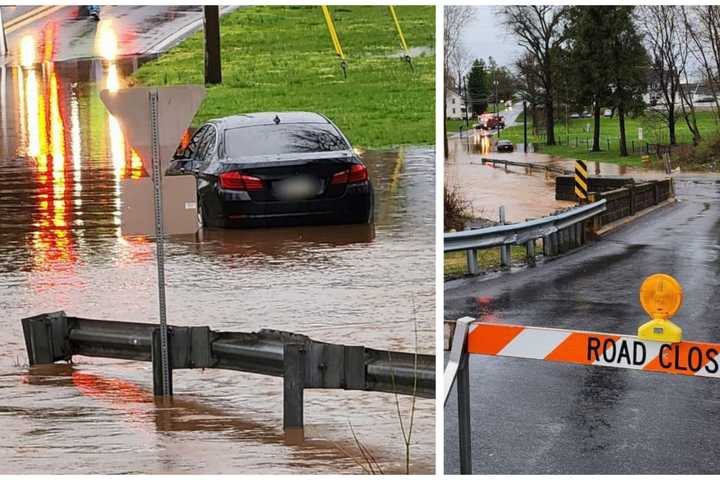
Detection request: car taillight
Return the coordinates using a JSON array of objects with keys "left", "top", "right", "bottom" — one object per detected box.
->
[
  {"left": 218, "top": 171, "right": 263, "bottom": 191},
  {"left": 331, "top": 164, "right": 368, "bottom": 185}
]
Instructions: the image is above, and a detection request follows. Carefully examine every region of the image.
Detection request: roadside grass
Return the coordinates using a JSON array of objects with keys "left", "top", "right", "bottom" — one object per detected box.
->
[
  {"left": 444, "top": 244, "right": 535, "bottom": 280},
  {"left": 446, "top": 119, "right": 468, "bottom": 132},
  {"left": 132, "top": 5, "right": 435, "bottom": 149}
]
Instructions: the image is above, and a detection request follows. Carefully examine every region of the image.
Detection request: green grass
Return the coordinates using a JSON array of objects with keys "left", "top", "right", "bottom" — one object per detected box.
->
[
  {"left": 446, "top": 119, "right": 470, "bottom": 132},
  {"left": 132, "top": 6, "right": 435, "bottom": 149},
  {"left": 499, "top": 110, "right": 720, "bottom": 166},
  {"left": 444, "top": 244, "right": 537, "bottom": 280}
]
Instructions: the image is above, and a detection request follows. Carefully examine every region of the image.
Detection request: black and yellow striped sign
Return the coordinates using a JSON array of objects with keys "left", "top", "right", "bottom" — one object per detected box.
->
[{"left": 575, "top": 160, "right": 588, "bottom": 201}]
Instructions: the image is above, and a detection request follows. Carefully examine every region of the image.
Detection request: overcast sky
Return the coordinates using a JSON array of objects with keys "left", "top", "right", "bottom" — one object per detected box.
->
[{"left": 460, "top": 6, "right": 523, "bottom": 71}]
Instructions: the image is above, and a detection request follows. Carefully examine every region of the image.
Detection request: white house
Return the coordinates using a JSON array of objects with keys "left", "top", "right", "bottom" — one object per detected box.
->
[{"left": 446, "top": 88, "right": 467, "bottom": 120}]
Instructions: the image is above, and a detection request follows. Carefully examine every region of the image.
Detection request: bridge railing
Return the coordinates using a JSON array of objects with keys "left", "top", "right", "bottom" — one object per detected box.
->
[
  {"left": 21, "top": 311, "right": 434, "bottom": 439},
  {"left": 444, "top": 200, "right": 607, "bottom": 275},
  {"left": 590, "top": 178, "right": 674, "bottom": 229}
]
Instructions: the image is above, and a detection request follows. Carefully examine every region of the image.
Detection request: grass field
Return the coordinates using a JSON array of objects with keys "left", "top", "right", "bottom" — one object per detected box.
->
[
  {"left": 133, "top": 6, "right": 435, "bottom": 148},
  {"left": 446, "top": 110, "right": 720, "bottom": 165},
  {"left": 444, "top": 244, "right": 536, "bottom": 280}
]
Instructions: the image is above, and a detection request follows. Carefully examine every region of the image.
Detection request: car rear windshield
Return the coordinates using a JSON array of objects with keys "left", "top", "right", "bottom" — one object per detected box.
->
[{"left": 224, "top": 123, "right": 350, "bottom": 157}]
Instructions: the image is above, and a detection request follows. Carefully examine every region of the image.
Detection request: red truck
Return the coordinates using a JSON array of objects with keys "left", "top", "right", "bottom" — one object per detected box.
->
[{"left": 475, "top": 113, "right": 505, "bottom": 130}]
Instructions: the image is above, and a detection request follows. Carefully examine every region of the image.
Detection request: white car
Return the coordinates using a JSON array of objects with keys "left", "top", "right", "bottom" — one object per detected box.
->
[{"left": 603, "top": 109, "right": 612, "bottom": 118}]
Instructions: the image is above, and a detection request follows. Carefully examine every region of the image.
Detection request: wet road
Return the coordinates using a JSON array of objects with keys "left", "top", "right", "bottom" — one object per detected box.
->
[
  {"left": 1, "top": 6, "right": 234, "bottom": 64},
  {"left": 445, "top": 176, "right": 720, "bottom": 473},
  {"left": 0, "top": 15, "right": 434, "bottom": 475},
  {"left": 446, "top": 135, "right": 672, "bottom": 222}
]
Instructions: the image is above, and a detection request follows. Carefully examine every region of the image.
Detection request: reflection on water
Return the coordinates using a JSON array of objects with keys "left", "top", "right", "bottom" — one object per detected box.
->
[{"left": 0, "top": 26, "right": 434, "bottom": 475}]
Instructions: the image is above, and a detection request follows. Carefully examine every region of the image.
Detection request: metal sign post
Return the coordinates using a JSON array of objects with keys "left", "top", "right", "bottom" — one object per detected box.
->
[
  {"left": 148, "top": 90, "right": 171, "bottom": 396},
  {"left": 99, "top": 85, "right": 206, "bottom": 397}
]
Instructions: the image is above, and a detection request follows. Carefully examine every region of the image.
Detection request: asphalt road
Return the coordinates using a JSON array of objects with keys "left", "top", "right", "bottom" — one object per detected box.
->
[
  {"left": 445, "top": 176, "right": 720, "bottom": 474},
  {"left": 2, "top": 5, "right": 236, "bottom": 64}
]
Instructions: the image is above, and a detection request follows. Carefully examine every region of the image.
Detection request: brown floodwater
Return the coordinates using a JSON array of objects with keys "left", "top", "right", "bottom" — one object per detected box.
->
[
  {"left": 446, "top": 133, "right": 672, "bottom": 223},
  {"left": 0, "top": 52, "right": 434, "bottom": 473}
]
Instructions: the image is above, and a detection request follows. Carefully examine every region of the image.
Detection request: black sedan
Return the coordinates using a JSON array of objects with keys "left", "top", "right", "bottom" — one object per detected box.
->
[
  {"left": 496, "top": 139, "right": 514, "bottom": 152},
  {"left": 168, "top": 112, "right": 374, "bottom": 228}
]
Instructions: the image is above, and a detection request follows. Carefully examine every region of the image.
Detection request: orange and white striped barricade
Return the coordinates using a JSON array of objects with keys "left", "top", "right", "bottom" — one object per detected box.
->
[{"left": 444, "top": 319, "right": 720, "bottom": 474}]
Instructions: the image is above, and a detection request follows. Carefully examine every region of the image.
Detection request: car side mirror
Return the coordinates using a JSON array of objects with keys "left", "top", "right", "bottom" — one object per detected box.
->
[{"left": 166, "top": 158, "right": 196, "bottom": 176}]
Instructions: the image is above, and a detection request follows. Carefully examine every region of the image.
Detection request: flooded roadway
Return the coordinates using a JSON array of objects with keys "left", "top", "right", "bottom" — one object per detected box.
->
[
  {"left": 0, "top": 25, "right": 434, "bottom": 475},
  {"left": 446, "top": 134, "right": 672, "bottom": 223}
]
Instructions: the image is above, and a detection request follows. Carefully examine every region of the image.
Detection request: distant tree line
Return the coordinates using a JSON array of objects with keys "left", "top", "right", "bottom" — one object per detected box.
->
[{"left": 443, "top": 6, "right": 720, "bottom": 155}]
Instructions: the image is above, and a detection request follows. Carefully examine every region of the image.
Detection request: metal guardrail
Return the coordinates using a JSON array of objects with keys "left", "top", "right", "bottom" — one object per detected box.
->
[
  {"left": 480, "top": 157, "right": 570, "bottom": 175},
  {"left": 444, "top": 200, "right": 607, "bottom": 274},
  {"left": 22, "top": 312, "right": 434, "bottom": 439}
]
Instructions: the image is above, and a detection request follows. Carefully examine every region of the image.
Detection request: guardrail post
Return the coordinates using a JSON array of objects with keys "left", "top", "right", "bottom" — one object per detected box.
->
[
  {"left": 499, "top": 206, "right": 510, "bottom": 270},
  {"left": 557, "top": 228, "right": 566, "bottom": 254},
  {"left": 629, "top": 184, "right": 636, "bottom": 216},
  {"left": 152, "top": 328, "right": 173, "bottom": 396},
  {"left": 457, "top": 348, "right": 472, "bottom": 474},
  {"left": 464, "top": 225, "right": 479, "bottom": 275},
  {"left": 283, "top": 343, "right": 306, "bottom": 441},
  {"left": 526, "top": 240, "right": 536, "bottom": 267},
  {"left": 466, "top": 249, "right": 479, "bottom": 275},
  {"left": 576, "top": 222, "right": 584, "bottom": 246}
]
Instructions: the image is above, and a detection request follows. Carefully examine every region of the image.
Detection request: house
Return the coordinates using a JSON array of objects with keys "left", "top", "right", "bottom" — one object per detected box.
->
[{"left": 446, "top": 88, "right": 467, "bottom": 120}]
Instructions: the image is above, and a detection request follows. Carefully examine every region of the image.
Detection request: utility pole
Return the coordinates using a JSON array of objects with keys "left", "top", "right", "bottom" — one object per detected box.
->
[
  {"left": 0, "top": 8, "right": 7, "bottom": 57},
  {"left": 523, "top": 100, "right": 528, "bottom": 154},
  {"left": 464, "top": 76, "right": 469, "bottom": 128},
  {"left": 203, "top": 6, "right": 222, "bottom": 85},
  {"left": 493, "top": 70, "right": 500, "bottom": 139}
]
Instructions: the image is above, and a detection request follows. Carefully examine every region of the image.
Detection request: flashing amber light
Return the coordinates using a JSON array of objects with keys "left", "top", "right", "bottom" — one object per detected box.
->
[
  {"left": 639, "top": 273, "right": 683, "bottom": 320},
  {"left": 638, "top": 273, "right": 683, "bottom": 343}
]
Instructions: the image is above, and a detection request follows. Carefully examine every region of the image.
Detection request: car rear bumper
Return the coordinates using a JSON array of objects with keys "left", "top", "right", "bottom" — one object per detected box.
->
[{"left": 206, "top": 182, "right": 373, "bottom": 228}]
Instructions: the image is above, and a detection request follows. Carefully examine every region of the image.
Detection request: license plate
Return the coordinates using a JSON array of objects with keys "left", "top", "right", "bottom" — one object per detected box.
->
[{"left": 273, "top": 176, "right": 322, "bottom": 200}]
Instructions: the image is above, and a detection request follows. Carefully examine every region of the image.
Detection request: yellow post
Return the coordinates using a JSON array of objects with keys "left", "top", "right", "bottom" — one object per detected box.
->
[{"left": 321, "top": 5, "right": 345, "bottom": 59}]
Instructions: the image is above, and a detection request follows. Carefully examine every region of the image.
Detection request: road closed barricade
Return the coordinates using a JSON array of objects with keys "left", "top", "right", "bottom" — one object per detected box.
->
[{"left": 444, "top": 273, "right": 714, "bottom": 474}]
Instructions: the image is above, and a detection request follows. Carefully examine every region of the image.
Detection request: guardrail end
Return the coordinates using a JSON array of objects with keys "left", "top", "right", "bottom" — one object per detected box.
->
[{"left": 21, "top": 311, "right": 70, "bottom": 365}]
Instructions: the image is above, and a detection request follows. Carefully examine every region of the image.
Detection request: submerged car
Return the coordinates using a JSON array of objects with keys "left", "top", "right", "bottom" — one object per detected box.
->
[
  {"left": 496, "top": 139, "right": 514, "bottom": 152},
  {"left": 168, "top": 112, "right": 373, "bottom": 228}
]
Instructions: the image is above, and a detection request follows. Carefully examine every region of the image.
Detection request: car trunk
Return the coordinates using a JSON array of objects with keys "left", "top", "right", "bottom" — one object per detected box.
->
[{"left": 218, "top": 152, "right": 356, "bottom": 202}]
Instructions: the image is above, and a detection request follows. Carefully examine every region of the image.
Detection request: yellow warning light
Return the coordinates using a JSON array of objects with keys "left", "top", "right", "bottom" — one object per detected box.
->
[{"left": 638, "top": 273, "right": 683, "bottom": 343}]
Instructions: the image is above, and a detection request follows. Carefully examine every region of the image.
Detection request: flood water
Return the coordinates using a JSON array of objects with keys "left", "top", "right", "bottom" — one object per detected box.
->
[
  {"left": 446, "top": 133, "right": 672, "bottom": 223},
  {"left": 0, "top": 47, "right": 435, "bottom": 473}
]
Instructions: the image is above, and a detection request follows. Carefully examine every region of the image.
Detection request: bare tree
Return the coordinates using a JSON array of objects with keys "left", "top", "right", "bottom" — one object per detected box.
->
[
  {"left": 444, "top": 6, "right": 475, "bottom": 157},
  {"left": 501, "top": 6, "right": 568, "bottom": 146},
  {"left": 641, "top": 6, "right": 692, "bottom": 145},
  {"left": 683, "top": 6, "right": 720, "bottom": 126},
  {"left": 515, "top": 52, "right": 545, "bottom": 135}
]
